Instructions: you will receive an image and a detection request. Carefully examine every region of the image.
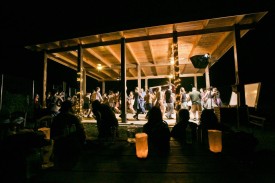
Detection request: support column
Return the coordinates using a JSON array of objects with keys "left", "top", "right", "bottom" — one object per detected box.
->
[
  {"left": 233, "top": 24, "right": 245, "bottom": 106},
  {"left": 194, "top": 75, "right": 197, "bottom": 89},
  {"left": 137, "top": 64, "right": 141, "bottom": 89},
  {"left": 62, "top": 81, "right": 66, "bottom": 93},
  {"left": 233, "top": 24, "right": 246, "bottom": 128},
  {"left": 102, "top": 81, "right": 105, "bottom": 95},
  {"left": 42, "top": 51, "right": 48, "bottom": 108},
  {"left": 121, "top": 38, "right": 127, "bottom": 123},
  {"left": 173, "top": 31, "right": 180, "bottom": 91},
  {"left": 205, "top": 66, "right": 210, "bottom": 89},
  {"left": 145, "top": 78, "right": 148, "bottom": 91},
  {"left": 77, "top": 45, "right": 84, "bottom": 118},
  {"left": 83, "top": 69, "right": 86, "bottom": 94},
  {"left": 32, "top": 80, "right": 35, "bottom": 100}
]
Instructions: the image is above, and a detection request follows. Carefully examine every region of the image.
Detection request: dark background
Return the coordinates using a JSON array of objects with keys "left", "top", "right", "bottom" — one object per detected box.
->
[{"left": 1, "top": 1, "right": 274, "bottom": 117}]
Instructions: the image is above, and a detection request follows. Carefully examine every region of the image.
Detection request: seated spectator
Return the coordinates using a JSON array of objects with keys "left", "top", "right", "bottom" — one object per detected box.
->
[
  {"left": 92, "top": 100, "right": 119, "bottom": 140},
  {"left": 171, "top": 109, "right": 189, "bottom": 143},
  {"left": 171, "top": 109, "right": 198, "bottom": 144},
  {"left": 143, "top": 106, "right": 171, "bottom": 156},
  {"left": 200, "top": 109, "right": 221, "bottom": 130},
  {"left": 50, "top": 100, "right": 86, "bottom": 170},
  {"left": 200, "top": 109, "right": 221, "bottom": 146}
]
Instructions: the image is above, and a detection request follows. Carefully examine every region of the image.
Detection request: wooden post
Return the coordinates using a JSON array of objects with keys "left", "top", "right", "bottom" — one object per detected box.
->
[
  {"left": 42, "top": 51, "right": 48, "bottom": 108},
  {"left": 121, "top": 38, "right": 127, "bottom": 123},
  {"left": 173, "top": 31, "right": 180, "bottom": 91}
]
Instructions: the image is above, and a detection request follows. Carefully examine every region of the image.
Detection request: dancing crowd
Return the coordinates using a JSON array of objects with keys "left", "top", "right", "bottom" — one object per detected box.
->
[{"left": 82, "top": 85, "right": 223, "bottom": 121}]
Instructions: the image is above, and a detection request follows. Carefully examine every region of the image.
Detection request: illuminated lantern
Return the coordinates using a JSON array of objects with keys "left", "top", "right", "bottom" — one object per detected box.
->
[
  {"left": 38, "top": 127, "right": 54, "bottom": 167},
  {"left": 38, "top": 127, "right": 50, "bottom": 140},
  {"left": 208, "top": 130, "right": 222, "bottom": 153},
  {"left": 135, "top": 133, "right": 148, "bottom": 158}
]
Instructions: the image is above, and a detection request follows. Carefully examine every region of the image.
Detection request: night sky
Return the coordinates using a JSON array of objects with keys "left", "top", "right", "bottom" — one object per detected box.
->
[{"left": 1, "top": 1, "right": 274, "bottom": 114}]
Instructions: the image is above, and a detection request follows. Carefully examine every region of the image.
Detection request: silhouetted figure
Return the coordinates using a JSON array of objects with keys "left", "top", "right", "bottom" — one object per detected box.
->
[
  {"left": 50, "top": 100, "right": 86, "bottom": 170},
  {"left": 165, "top": 85, "right": 174, "bottom": 119},
  {"left": 143, "top": 106, "right": 170, "bottom": 156},
  {"left": 200, "top": 109, "right": 221, "bottom": 146},
  {"left": 188, "top": 87, "right": 202, "bottom": 120},
  {"left": 33, "top": 93, "right": 42, "bottom": 121},
  {"left": 213, "top": 87, "right": 223, "bottom": 107},
  {"left": 133, "top": 87, "right": 142, "bottom": 120},
  {"left": 92, "top": 100, "right": 119, "bottom": 140},
  {"left": 202, "top": 87, "right": 217, "bottom": 109},
  {"left": 171, "top": 108, "right": 198, "bottom": 144},
  {"left": 171, "top": 109, "right": 189, "bottom": 144}
]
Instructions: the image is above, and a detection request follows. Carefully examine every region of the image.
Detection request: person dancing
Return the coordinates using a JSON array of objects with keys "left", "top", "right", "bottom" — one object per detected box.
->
[{"left": 133, "top": 87, "right": 142, "bottom": 120}]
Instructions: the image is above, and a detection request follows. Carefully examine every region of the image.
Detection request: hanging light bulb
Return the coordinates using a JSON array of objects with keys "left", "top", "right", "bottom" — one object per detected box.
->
[
  {"left": 170, "top": 57, "right": 175, "bottom": 65},
  {"left": 97, "top": 64, "right": 103, "bottom": 71}
]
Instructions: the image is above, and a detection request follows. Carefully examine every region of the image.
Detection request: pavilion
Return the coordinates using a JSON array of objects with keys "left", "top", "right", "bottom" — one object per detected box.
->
[{"left": 25, "top": 11, "right": 268, "bottom": 123}]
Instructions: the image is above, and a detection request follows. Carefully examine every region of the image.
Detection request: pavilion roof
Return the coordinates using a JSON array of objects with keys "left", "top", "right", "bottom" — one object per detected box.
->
[{"left": 25, "top": 11, "right": 267, "bottom": 82}]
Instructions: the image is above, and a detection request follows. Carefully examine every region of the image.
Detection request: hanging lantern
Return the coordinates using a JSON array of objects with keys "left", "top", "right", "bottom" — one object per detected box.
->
[
  {"left": 135, "top": 133, "right": 148, "bottom": 158},
  {"left": 208, "top": 130, "right": 222, "bottom": 153}
]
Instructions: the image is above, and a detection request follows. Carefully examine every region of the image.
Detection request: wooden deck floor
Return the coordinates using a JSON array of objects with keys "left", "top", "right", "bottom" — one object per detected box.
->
[
  {"left": 25, "top": 110, "right": 275, "bottom": 183},
  {"left": 28, "top": 135, "right": 275, "bottom": 183},
  {"left": 82, "top": 112, "right": 176, "bottom": 125},
  {"left": 81, "top": 111, "right": 200, "bottom": 127}
]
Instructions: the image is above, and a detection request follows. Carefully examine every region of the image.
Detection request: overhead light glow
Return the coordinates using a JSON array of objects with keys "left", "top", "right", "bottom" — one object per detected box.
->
[{"left": 97, "top": 64, "right": 103, "bottom": 71}]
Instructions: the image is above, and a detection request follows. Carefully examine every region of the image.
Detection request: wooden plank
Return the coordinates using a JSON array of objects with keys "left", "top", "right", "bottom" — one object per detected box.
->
[
  {"left": 29, "top": 171, "right": 275, "bottom": 183},
  {"left": 27, "top": 137, "right": 275, "bottom": 183}
]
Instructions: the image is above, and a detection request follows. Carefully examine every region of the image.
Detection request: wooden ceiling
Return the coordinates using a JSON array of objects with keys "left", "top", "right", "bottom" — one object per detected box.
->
[{"left": 26, "top": 11, "right": 267, "bottom": 81}]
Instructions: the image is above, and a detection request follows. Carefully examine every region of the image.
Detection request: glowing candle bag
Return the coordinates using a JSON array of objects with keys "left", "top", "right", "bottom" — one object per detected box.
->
[
  {"left": 135, "top": 133, "right": 148, "bottom": 158},
  {"left": 38, "top": 127, "right": 53, "bottom": 166},
  {"left": 38, "top": 127, "right": 51, "bottom": 140},
  {"left": 208, "top": 130, "right": 222, "bottom": 153}
]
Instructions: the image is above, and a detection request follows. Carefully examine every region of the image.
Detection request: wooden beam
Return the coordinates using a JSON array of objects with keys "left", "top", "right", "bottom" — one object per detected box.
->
[
  {"left": 45, "top": 23, "right": 256, "bottom": 54},
  {"left": 96, "top": 73, "right": 204, "bottom": 81}
]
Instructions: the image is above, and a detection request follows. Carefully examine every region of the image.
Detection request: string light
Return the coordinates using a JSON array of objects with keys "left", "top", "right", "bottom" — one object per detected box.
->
[
  {"left": 170, "top": 57, "right": 175, "bottom": 65},
  {"left": 172, "top": 40, "right": 181, "bottom": 90}
]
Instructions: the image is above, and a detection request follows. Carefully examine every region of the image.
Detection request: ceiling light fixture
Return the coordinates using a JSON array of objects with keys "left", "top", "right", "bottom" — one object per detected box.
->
[{"left": 97, "top": 64, "right": 103, "bottom": 71}]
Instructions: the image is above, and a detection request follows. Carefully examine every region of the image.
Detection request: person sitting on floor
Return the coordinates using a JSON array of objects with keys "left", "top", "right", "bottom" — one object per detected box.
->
[
  {"left": 92, "top": 100, "right": 119, "bottom": 140},
  {"left": 50, "top": 100, "right": 86, "bottom": 170},
  {"left": 171, "top": 109, "right": 189, "bottom": 144},
  {"left": 200, "top": 109, "right": 221, "bottom": 147},
  {"left": 171, "top": 108, "right": 198, "bottom": 144},
  {"left": 143, "top": 106, "right": 171, "bottom": 156}
]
